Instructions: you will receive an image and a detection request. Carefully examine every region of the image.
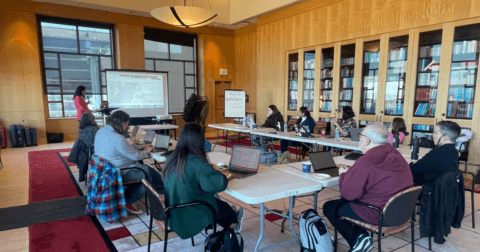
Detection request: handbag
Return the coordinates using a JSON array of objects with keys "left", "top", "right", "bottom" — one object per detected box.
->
[
  {"left": 277, "top": 151, "right": 291, "bottom": 164},
  {"left": 205, "top": 227, "right": 244, "bottom": 252}
]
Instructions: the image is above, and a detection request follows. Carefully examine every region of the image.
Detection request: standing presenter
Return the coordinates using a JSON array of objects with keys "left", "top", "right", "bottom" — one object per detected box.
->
[{"left": 73, "top": 85, "right": 92, "bottom": 121}]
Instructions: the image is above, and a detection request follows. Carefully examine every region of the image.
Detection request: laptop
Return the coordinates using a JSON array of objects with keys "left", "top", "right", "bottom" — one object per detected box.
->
[
  {"left": 308, "top": 151, "right": 345, "bottom": 177},
  {"left": 152, "top": 134, "right": 170, "bottom": 153},
  {"left": 100, "top": 101, "right": 109, "bottom": 109},
  {"left": 218, "top": 146, "right": 262, "bottom": 179},
  {"left": 135, "top": 130, "right": 156, "bottom": 150},
  {"left": 349, "top": 128, "right": 363, "bottom": 142}
]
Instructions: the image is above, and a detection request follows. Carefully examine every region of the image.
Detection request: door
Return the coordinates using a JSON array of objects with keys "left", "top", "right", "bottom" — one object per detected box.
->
[{"left": 215, "top": 80, "right": 233, "bottom": 124}]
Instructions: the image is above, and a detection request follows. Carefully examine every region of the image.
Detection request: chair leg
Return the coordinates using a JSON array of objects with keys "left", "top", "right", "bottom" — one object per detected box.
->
[
  {"left": 428, "top": 236, "right": 432, "bottom": 250},
  {"left": 472, "top": 189, "right": 475, "bottom": 229},
  {"left": 334, "top": 219, "right": 338, "bottom": 252},
  {"left": 145, "top": 193, "right": 149, "bottom": 215},
  {"left": 378, "top": 233, "right": 381, "bottom": 252},
  {"left": 191, "top": 237, "right": 195, "bottom": 246},
  {"left": 164, "top": 228, "right": 169, "bottom": 252},
  {"left": 148, "top": 215, "right": 153, "bottom": 252},
  {"left": 411, "top": 217, "right": 415, "bottom": 252}
]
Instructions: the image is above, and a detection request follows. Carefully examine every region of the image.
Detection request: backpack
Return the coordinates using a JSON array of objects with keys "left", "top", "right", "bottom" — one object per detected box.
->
[
  {"left": 205, "top": 140, "right": 212, "bottom": 152},
  {"left": 299, "top": 209, "right": 334, "bottom": 252},
  {"left": 205, "top": 227, "right": 243, "bottom": 252}
]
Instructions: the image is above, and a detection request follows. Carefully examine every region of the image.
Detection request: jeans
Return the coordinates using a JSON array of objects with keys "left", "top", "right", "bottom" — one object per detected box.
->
[
  {"left": 280, "top": 140, "right": 304, "bottom": 153},
  {"left": 215, "top": 198, "right": 238, "bottom": 229},
  {"left": 122, "top": 163, "right": 164, "bottom": 205},
  {"left": 323, "top": 198, "right": 369, "bottom": 248}
]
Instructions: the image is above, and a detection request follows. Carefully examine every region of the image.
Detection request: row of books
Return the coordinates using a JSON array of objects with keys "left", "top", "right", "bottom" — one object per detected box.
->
[
  {"left": 289, "top": 80, "right": 298, "bottom": 90},
  {"left": 322, "top": 90, "right": 332, "bottom": 100},
  {"left": 413, "top": 132, "right": 433, "bottom": 140},
  {"left": 451, "top": 61, "right": 477, "bottom": 70},
  {"left": 450, "top": 70, "right": 477, "bottom": 86},
  {"left": 364, "top": 52, "right": 380, "bottom": 63},
  {"left": 385, "top": 81, "right": 404, "bottom": 99},
  {"left": 388, "top": 60, "right": 406, "bottom": 70},
  {"left": 385, "top": 103, "right": 404, "bottom": 115},
  {"left": 415, "top": 102, "right": 436, "bottom": 116},
  {"left": 363, "top": 77, "right": 378, "bottom": 89},
  {"left": 339, "top": 90, "right": 353, "bottom": 101},
  {"left": 289, "top": 71, "right": 298, "bottom": 80},
  {"left": 387, "top": 72, "right": 406, "bottom": 82},
  {"left": 305, "top": 59, "right": 315, "bottom": 69},
  {"left": 323, "top": 58, "right": 333, "bottom": 68},
  {"left": 447, "top": 102, "right": 473, "bottom": 118},
  {"left": 389, "top": 47, "right": 407, "bottom": 61},
  {"left": 343, "top": 78, "right": 354, "bottom": 88},
  {"left": 419, "top": 45, "right": 441, "bottom": 58},
  {"left": 322, "top": 80, "right": 332, "bottom": 89},
  {"left": 413, "top": 124, "right": 434, "bottom": 131},
  {"left": 321, "top": 101, "right": 332, "bottom": 112},
  {"left": 363, "top": 90, "right": 377, "bottom": 100},
  {"left": 288, "top": 103, "right": 297, "bottom": 110},
  {"left": 453, "top": 40, "right": 480, "bottom": 55},
  {"left": 340, "top": 67, "right": 354, "bottom": 77},
  {"left": 304, "top": 90, "right": 315, "bottom": 100},
  {"left": 448, "top": 87, "right": 475, "bottom": 102},
  {"left": 304, "top": 79, "right": 314, "bottom": 90},
  {"left": 290, "top": 61, "right": 298, "bottom": 70},
  {"left": 363, "top": 101, "right": 376, "bottom": 113},
  {"left": 416, "top": 88, "right": 437, "bottom": 101},
  {"left": 339, "top": 102, "right": 352, "bottom": 108},
  {"left": 303, "top": 102, "right": 314, "bottom": 111},
  {"left": 289, "top": 91, "right": 298, "bottom": 104},
  {"left": 341, "top": 57, "right": 355, "bottom": 66},
  {"left": 322, "top": 69, "right": 333, "bottom": 78},
  {"left": 418, "top": 72, "right": 439, "bottom": 87},
  {"left": 304, "top": 70, "right": 315, "bottom": 79}
]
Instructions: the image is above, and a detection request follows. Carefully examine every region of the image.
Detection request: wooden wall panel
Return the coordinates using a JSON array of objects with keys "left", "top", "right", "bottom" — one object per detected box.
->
[
  {"left": 234, "top": 25, "right": 257, "bottom": 114},
  {"left": 115, "top": 24, "right": 145, "bottom": 70}
]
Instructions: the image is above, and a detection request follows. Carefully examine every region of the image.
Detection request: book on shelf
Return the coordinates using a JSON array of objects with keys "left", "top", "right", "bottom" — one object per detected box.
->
[
  {"left": 322, "top": 69, "right": 333, "bottom": 78},
  {"left": 423, "top": 60, "right": 439, "bottom": 71},
  {"left": 453, "top": 40, "right": 479, "bottom": 55},
  {"left": 322, "top": 80, "right": 332, "bottom": 89},
  {"left": 419, "top": 45, "right": 442, "bottom": 58},
  {"left": 343, "top": 78, "right": 354, "bottom": 88},
  {"left": 341, "top": 57, "right": 355, "bottom": 66},
  {"left": 290, "top": 62, "right": 298, "bottom": 70},
  {"left": 389, "top": 47, "right": 406, "bottom": 61},
  {"left": 290, "top": 80, "right": 298, "bottom": 90},
  {"left": 364, "top": 52, "right": 380, "bottom": 63},
  {"left": 305, "top": 59, "right": 315, "bottom": 69}
]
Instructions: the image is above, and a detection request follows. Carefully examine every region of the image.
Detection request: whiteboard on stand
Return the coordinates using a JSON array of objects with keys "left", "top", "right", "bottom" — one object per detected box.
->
[{"left": 224, "top": 89, "right": 246, "bottom": 118}]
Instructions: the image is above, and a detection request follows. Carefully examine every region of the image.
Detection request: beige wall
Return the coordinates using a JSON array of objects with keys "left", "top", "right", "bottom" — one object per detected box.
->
[
  {"left": 234, "top": 24, "right": 257, "bottom": 116},
  {"left": 229, "top": 0, "right": 302, "bottom": 24}
]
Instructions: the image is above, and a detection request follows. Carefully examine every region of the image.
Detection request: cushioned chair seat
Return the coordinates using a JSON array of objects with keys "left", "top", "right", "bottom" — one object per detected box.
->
[{"left": 341, "top": 217, "right": 410, "bottom": 234}]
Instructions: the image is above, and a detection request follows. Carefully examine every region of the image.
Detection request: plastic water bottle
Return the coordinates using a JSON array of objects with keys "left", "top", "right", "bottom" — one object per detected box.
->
[
  {"left": 242, "top": 117, "right": 246, "bottom": 127},
  {"left": 335, "top": 127, "right": 340, "bottom": 141},
  {"left": 284, "top": 124, "right": 288, "bottom": 133}
]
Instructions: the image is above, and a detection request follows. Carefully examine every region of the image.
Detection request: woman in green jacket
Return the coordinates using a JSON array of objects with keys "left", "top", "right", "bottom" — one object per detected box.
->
[{"left": 163, "top": 123, "right": 244, "bottom": 239}]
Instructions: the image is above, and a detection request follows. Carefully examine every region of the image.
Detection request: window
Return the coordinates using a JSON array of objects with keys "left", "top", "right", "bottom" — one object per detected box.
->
[
  {"left": 144, "top": 27, "right": 198, "bottom": 114},
  {"left": 38, "top": 16, "right": 115, "bottom": 118}
]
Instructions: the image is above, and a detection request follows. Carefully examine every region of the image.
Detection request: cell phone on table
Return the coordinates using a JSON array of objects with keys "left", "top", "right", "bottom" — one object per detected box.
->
[{"left": 269, "top": 132, "right": 277, "bottom": 134}]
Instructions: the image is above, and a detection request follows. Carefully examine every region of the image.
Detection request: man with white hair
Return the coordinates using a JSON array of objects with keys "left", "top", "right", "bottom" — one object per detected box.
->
[{"left": 323, "top": 123, "right": 413, "bottom": 252}]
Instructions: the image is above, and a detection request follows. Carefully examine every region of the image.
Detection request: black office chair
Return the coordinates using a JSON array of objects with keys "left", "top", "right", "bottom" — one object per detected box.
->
[
  {"left": 142, "top": 179, "right": 218, "bottom": 252},
  {"left": 458, "top": 162, "right": 480, "bottom": 229},
  {"left": 334, "top": 186, "right": 423, "bottom": 252}
]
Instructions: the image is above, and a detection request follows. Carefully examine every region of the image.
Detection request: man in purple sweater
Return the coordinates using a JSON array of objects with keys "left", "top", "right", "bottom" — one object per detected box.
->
[{"left": 323, "top": 123, "right": 413, "bottom": 252}]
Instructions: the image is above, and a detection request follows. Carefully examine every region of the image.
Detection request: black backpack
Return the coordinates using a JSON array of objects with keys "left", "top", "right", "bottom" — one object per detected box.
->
[{"left": 205, "top": 227, "right": 244, "bottom": 252}]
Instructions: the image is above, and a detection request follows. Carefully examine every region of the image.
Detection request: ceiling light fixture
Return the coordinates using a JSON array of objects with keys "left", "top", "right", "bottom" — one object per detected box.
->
[{"left": 151, "top": 0, "right": 217, "bottom": 28}]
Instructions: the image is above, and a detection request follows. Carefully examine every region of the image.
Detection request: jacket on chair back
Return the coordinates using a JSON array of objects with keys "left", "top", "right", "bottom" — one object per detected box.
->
[
  {"left": 419, "top": 171, "right": 465, "bottom": 244},
  {"left": 261, "top": 112, "right": 285, "bottom": 131}
]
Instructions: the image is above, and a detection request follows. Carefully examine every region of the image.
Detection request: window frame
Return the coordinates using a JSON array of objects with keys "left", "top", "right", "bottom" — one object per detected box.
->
[
  {"left": 143, "top": 27, "right": 198, "bottom": 114},
  {"left": 37, "top": 15, "right": 116, "bottom": 118}
]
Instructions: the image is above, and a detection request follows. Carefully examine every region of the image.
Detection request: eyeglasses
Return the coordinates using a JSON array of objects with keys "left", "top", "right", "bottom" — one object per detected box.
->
[{"left": 358, "top": 132, "right": 366, "bottom": 138}]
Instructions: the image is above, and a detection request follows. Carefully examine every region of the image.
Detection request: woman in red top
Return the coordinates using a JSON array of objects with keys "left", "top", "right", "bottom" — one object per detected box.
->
[{"left": 73, "top": 85, "right": 91, "bottom": 120}]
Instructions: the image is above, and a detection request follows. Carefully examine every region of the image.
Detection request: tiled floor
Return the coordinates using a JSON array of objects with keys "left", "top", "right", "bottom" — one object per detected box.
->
[{"left": 2, "top": 142, "right": 480, "bottom": 251}]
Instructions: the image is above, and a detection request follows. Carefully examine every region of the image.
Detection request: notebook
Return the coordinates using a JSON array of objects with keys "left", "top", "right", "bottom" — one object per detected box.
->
[
  {"left": 218, "top": 146, "right": 262, "bottom": 180},
  {"left": 151, "top": 134, "right": 170, "bottom": 153},
  {"left": 308, "top": 151, "right": 344, "bottom": 177}
]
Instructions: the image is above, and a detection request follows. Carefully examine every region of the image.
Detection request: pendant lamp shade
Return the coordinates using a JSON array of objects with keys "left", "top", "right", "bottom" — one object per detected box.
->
[{"left": 151, "top": 5, "right": 217, "bottom": 28}]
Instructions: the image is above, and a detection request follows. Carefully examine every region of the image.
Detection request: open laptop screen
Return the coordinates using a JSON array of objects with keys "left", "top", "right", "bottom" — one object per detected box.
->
[
  {"left": 229, "top": 146, "right": 262, "bottom": 172},
  {"left": 144, "top": 130, "right": 155, "bottom": 143},
  {"left": 155, "top": 134, "right": 170, "bottom": 149},
  {"left": 309, "top": 151, "right": 337, "bottom": 171}
]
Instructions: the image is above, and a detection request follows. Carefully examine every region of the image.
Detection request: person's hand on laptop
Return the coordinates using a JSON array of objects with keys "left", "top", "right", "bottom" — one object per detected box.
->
[
  {"left": 132, "top": 138, "right": 140, "bottom": 145},
  {"left": 338, "top": 166, "right": 350, "bottom": 175},
  {"left": 143, "top": 144, "right": 154, "bottom": 153}
]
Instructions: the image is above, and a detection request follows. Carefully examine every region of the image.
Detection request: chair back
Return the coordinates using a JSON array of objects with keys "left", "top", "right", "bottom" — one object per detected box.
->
[
  {"left": 382, "top": 186, "right": 423, "bottom": 226},
  {"left": 287, "top": 118, "right": 298, "bottom": 127},
  {"left": 142, "top": 179, "right": 166, "bottom": 221},
  {"left": 314, "top": 121, "right": 328, "bottom": 134}
]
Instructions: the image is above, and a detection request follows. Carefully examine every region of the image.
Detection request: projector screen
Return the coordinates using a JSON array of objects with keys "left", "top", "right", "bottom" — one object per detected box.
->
[
  {"left": 224, "top": 89, "right": 246, "bottom": 118},
  {"left": 106, "top": 70, "right": 168, "bottom": 118}
]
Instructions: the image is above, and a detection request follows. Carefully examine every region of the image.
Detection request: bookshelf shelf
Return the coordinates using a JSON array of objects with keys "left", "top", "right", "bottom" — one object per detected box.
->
[
  {"left": 288, "top": 53, "right": 299, "bottom": 111},
  {"left": 320, "top": 47, "right": 334, "bottom": 112},
  {"left": 360, "top": 40, "right": 380, "bottom": 114},
  {"left": 412, "top": 124, "right": 434, "bottom": 141},
  {"left": 339, "top": 44, "right": 356, "bottom": 110}
]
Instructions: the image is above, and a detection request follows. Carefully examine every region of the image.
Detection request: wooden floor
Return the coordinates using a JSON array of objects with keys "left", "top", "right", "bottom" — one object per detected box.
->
[{"left": 0, "top": 141, "right": 76, "bottom": 252}]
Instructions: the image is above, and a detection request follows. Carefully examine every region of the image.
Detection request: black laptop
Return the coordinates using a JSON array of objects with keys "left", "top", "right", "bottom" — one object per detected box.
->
[
  {"left": 134, "top": 130, "right": 155, "bottom": 150},
  {"left": 308, "top": 151, "right": 342, "bottom": 177},
  {"left": 219, "top": 146, "right": 262, "bottom": 179},
  {"left": 151, "top": 134, "right": 170, "bottom": 153}
]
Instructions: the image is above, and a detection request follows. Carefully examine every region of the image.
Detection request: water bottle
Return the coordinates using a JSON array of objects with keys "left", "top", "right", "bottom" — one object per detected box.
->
[
  {"left": 335, "top": 127, "right": 340, "bottom": 141},
  {"left": 284, "top": 123, "right": 288, "bottom": 133},
  {"left": 393, "top": 133, "right": 400, "bottom": 148},
  {"left": 242, "top": 117, "right": 246, "bottom": 127},
  {"left": 411, "top": 137, "right": 419, "bottom": 161}
]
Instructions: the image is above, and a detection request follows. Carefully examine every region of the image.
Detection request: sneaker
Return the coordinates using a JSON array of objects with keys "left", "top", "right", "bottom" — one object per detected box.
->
[
  {"left": 126, "top": 204, "right": 144, "bottom": 215},
  {"left": 350, "top": 234, "right": 373, "bottom": 252},
  {"left": 234, "top": 207, "right": 244, "bottom": 232}
]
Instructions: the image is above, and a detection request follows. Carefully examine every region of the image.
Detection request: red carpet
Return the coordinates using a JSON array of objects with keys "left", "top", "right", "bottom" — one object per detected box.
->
[{"left": 207, "top": 137, "right": 303, "bottom": 155}]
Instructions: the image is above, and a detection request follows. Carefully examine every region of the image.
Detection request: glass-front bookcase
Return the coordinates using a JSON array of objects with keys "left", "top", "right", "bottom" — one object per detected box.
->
[
  {"left": 361, "top": 40, "right": 380, "bottom": 114},
  {"left": 412, "top": 124, "right": 434, "bottom": 140},
  {"left": 413, "top": 30, "right": 442, "bottom": 118},
  {"left": 339, "top": 44, "right": 355, "bottom": 110},
  {"left": 320, "top": 47, "right": 334, "bottom": 112},
  {"left": 385, "top": 35, "right": 408, "bottom": 116},
  {"left": 288, "top": 53, "right": 299, "bottom": 110},
  {"left": 446, "top": 24, "right": 480, "bottom": 119},
  {"left": 303, "top": 51, "right": 315, "bottom": 111}
]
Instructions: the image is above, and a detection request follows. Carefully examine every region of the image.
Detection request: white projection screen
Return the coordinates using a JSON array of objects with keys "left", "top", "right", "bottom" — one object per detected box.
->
[
  {"left": 106, "top": 70, "right": 168, "bottom": 118},
  {"left": 224, "top": 89, "right": 246, "bottom": 118}
]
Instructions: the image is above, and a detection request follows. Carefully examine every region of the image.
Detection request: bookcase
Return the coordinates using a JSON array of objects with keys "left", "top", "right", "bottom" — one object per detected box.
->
[
  {"left": 320, "top": 47, "right": 334, "bottom": 112},
  {"left": 339, "top": 44, "right": 355, "bottom": 110},
  {"left": 446, "top": 23, "right": 480, "bottom": 120},
  {"left": 288, "top": 53, "right": 299, "bottom": 111},
  {"left": 413, "top": 30, "right": 442, "bottom": 118},
  {"left": 303, "top": 50, "right": 315, "bottom": 111},
  {"left": 360, "top": 40, "right": 380, "bottom": 114},
  {"left": 412, "top": 124, "right": 434, "bottom": 140},
  {"left": 385, "top": 35, "right": 408, "bottom": 116}
]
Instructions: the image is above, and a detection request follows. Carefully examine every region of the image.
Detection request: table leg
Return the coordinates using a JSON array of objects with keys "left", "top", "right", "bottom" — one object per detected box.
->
[
  {"left": 254, "top": 203, "right": 266, "bottom": 252},
  {"left": 225, "top": 130, "right": 229, "bottom": 153},
  {"left": 313, "top": 144, "right": 318, "bottom": 152},
  {"left": 313, "top": 191, "right": 319, "bottom": 209},
  {"left": 260, "top": 136, "right": 266, "bottom": 153},
  {"left": 288, "top": 196, "right": 301, "bottom": 247},
  {"left": 213, "top": 129, "right": 220, "bottom": 151}
]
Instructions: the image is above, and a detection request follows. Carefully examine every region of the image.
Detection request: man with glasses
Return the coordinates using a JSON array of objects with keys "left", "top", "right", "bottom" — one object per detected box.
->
[
  {"left": 410, "top": 120, "right": 461, "bottom": 185},
  {"left": 323, "top": 123, "right": 413, "bottom": 252}
]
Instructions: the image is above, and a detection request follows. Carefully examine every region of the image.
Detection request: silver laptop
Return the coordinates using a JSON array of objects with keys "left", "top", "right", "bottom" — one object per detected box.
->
[
  {"left": 152, "top": 134, "right": 170, "bottom": 152},
  {"left": 134, "top": 130, "right": 155, "bottom": 150},
  {"left": 219, "top": 146, "right": 262, "bottom": 179},
  {"left": 349, "top": 128, "right": 363, "bottom": 142},
  {"left": 309, "top": 151, "right": 340, "bottom": 177}
]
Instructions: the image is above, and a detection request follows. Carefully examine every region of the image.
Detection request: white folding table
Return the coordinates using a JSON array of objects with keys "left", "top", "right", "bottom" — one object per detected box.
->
[{"left": 209, "top": 123, "right": 252, "bottom": 153}]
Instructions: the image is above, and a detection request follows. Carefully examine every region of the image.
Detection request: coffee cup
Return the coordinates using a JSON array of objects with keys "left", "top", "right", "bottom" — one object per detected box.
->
[{"left": 302, "top": 162, "right": 312, "bottom": 173}]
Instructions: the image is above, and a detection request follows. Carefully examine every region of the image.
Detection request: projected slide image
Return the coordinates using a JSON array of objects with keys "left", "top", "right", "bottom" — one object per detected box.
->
[{"left": 107, "top": 72, "right": 164, "bottom": 108}]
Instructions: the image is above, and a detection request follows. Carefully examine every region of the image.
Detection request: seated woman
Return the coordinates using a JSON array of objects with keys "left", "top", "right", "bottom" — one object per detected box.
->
[
  {"left": 163, "top": 123, "right": 244, "bottom": 239},
  {"left": 94, "top": 110, "right": 163, "bottom": 215},
  {"left": 388, "top": 117, "right": 409, "bottom": 145},
  {"left": 331, "top": 106, "right": 357, "bottom": 137},
  {"left": 252, "top": 105, "right": 284, "bottom": 147},
  {"left": 280, "top": 107, "right": 315, "bottom": 153},
  {"left": 79, "top": 112, "right": 99, "bottom": 148}
]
